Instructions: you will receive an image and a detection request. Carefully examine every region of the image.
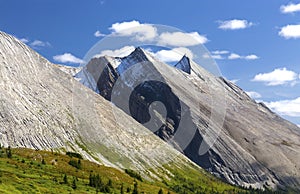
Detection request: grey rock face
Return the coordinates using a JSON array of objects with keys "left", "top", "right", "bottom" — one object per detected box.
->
[
  {"left": 0, "top": 31, "right": 199, "bottom": 180},
  {"left": 78, "top": 47, "right": 300, "bottom": 190}
]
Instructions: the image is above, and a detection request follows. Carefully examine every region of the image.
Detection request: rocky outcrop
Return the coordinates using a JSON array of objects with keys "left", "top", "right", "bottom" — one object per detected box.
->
[{"left": 78, "top": 47, "right": 300, "bottom": 191}]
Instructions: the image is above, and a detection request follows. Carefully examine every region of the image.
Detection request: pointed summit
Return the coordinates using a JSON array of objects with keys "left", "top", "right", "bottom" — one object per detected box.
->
[
  {"left": 116, "top": 47, "right": 150, "bottom": 74},
  {"left": 174, "top": 55, "right": 191, "bottom": 74}
]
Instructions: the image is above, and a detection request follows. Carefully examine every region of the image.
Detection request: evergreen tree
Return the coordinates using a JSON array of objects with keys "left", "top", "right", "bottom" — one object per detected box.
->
[
  {"left": 132, "top": 181, "right": 138, "bottom": 194},
  {"left": 63, "top": 174, "right": 68, "bottom": 184},
  {"left": 71, "top": 177, "right": 77, "bottom": 189},
  {"left": 6, "top": 146, "right": 12, "bottom": 158},
  {"left": 89, "top": 173, "right": 94, "bottom": 187},
  {"left": 108, "top": 179, "right": 112, "bottom": 187},
  {"left": 158, "top": 188, "right": 163, "bottom": 194},
  {"left": 120, "top": 183, "right": 124, "bottom": 194}
]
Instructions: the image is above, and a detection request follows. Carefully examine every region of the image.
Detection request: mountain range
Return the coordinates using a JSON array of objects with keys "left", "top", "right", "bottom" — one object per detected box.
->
[{"left": 0, "top": 31, "right": 299, "bottom": 192}]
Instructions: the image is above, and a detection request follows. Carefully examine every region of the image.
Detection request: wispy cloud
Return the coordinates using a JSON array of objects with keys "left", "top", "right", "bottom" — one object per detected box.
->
[
  {"left": 158, "top": 31, "right": 208, "bottom": 46},
  {"left": 94, "top": 30, "right": 106, "bottom": 37},
  {"left": 279, "top": 24, "right": 300, "bottom": 39},
  {"left": 252, "top": 68, "right": 299, "bottom": 86},
  {"left": 202, "top": 53, "right": 224, "bottom": 60},
  {"left": 280, "top": 2, "right": 300, "bottom": 14},
  {"left": 218, "top": 19, "right": 254, "bottom": 30},
  {"left": 15, "top": 36, "right": 50, "bottom": 49},
  {"left": 203, "top": 50, "right": 258, "bottom": 60},
  {"left": 211, "top": 50, "right": 229, "bottom": 55},
  {"left": 30, "top": 40, "right": 51, "bottom": 49},
  {"left": 230, "top": 79, "right": 239, "bottom": 84},
  {"left": 53, "top": 53, "right": 84, "bottom": 64},
  {"left": 264, "top": 97, "right": 300, "bottom": 117},
  {"left": 210, "top": 54, "right": 224, "bottom": 59},
  {"left": 246, "top": 91, "right": 262, "bottom": 99},
  {"left": 228, "top": 53, "right": 259, "bottom": 60},
  {"left": 20, "top": 38, "right": 29, "bottom": 43}
]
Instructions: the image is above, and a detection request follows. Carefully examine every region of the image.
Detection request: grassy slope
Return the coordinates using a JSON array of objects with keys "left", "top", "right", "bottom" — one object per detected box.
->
[{"left": 0, "top": 147, "right": 289, "bottom": 194}]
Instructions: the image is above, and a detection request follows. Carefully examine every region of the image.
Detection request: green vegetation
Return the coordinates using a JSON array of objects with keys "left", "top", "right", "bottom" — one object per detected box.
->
[
  {"left": 0, "top": 147, "right": 293, "bottom": 193},
  {"left": 125, "top": 169, "right": 143, "bottom": 182},
  {"left": 68, "top": 159, "right": 82, "bottom": 169},
  {"left": 66, "top": 151, "right": 83, "bottom": 159}
]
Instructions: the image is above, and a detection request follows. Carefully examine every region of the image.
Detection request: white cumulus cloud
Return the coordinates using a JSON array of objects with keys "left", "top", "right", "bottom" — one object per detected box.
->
[
  {"left": 109, "top": 20, "right": 157, "bottom": 41},
  {"left": 158, "top": 31, "right": 208, "bottom": 46},
  {"left": 279, "top": 24, "right": 300, "bottom": 39},
  {"left": 94, "top": 30, "right": 106, "bottom": 37},
  {"left": 252, "top": 68, "right": 298, "bottom": 86},
  {"left": 228, "top": 53, "right": 242, "bottom": 59},
  {"left": 150, "top": 47, "right": 194, "bottom": 63},
  {"left": 218, "top": 19, "right": 254, "bottom": 30},
  {"left": 264, "top": 97, "right": 300, "bottom": 117},
  {"left": 95, "top": 46, "right": 136, "bottom": 58},
  {"left": 280, "top": 3, "right": 300, "bottom": 14},
  {"left": 53, "top": 53, "right": 84, "bottom": 64},
  {"left": 245, "top": 54, "right": 259, "bottom": 60},
  {"left": 246, "top": 91, "right": 262, "bottom": 99}
]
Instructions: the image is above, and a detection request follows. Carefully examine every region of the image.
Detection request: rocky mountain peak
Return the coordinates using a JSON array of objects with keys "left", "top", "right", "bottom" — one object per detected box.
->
[
  {"left": 174, "top": 55, "right": 191, "bottom": 74},
  {"left": 3, "top": 30, "right": 298, "bottom": 191},
  {"left": 116, "top": 47, "right": 151, "bottom": 74},
  {"left": 73, "top": 45, "right": 300, "bottom": 190}
]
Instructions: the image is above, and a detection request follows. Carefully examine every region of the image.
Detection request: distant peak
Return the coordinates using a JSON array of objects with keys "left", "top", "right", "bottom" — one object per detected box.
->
[{"left": 174, "top": 55, "right": 191, "bottom": 74}]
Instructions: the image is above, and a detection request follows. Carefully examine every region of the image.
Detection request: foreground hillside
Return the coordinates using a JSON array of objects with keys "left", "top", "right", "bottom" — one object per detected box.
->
[{"left": 0, "top": 147, "right": 293, "bottom": 194}]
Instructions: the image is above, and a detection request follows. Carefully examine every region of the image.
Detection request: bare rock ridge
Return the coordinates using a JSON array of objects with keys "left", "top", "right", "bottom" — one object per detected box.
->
[
  {"left": 77, "top": 46, "right": 300, "bottom": 190},
  {"left": 0, "top": 31, "right": 202, "bottom": 181}
]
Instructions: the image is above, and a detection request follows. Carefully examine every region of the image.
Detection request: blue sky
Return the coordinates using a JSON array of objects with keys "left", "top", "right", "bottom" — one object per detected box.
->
[{"left": 1, "top": 0, "right": 300, "bottom": 126}]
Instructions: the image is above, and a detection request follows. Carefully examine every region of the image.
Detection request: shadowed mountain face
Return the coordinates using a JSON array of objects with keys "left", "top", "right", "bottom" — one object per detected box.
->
[
  {"left": 77, "top": 47, "right": 300, "bottom": 190},
  {"left": 0, "top": 31, "right": 208, "bottom": 182}
]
